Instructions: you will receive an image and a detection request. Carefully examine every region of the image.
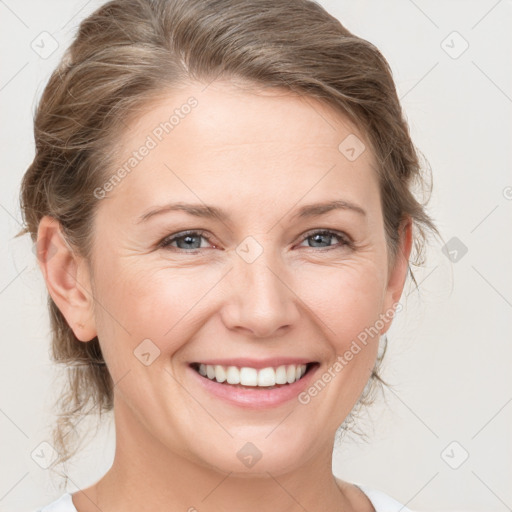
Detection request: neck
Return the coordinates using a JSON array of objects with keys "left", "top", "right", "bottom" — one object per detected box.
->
[{"left": 79, "top": 399, "right": 358, "bottom": 512}]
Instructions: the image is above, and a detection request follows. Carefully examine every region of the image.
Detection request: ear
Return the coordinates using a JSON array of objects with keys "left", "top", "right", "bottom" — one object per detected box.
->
[
  {"left": 35, "top": 216, "right": 97, "bottom": 342},
  {"left": 380, "top": 216, "right": 413, "bottom": 334}
]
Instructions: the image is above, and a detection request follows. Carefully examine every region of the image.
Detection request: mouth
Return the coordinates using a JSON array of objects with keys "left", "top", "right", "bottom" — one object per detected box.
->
[{"left": 189, "top": 361, "right": 319, "bottom": 390}]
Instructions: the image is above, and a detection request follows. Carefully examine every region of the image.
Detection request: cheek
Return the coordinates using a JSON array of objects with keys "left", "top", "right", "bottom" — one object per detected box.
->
[
  {"left": 297, "top": 260, "right": 387, "bottom": 338},
  {"left": 92, "top": 262, "right": 218, "bottom": 360},
  {"left": 292, "top": 262, "right": 387, "bottom": 425},
  {"left": 293, "top": 260, "right": 386, "bottom": 395}
]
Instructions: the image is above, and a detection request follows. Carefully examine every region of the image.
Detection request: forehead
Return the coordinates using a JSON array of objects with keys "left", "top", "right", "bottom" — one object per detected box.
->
[
  {"left": 126, "top": 81, "right": 369, "bottom": 149},
  {"left": 101, "top": 80, "right": 379, "bottom": 221}
]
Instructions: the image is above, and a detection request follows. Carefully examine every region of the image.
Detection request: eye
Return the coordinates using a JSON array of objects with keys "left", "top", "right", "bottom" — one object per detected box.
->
[
  {"left": 158, "top": 228, "right": 352, "bottom": 253},
  {"left": 159, "top": 230, "right": 215, "bottom": 251},
  {"left": 297, "top": 229, "right": 352, "bottom": 250}
]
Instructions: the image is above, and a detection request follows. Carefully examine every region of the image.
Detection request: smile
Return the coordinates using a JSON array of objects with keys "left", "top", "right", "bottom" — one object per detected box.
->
[
  {"left": 187, "top": 356, "right": 320, "bottom": 408},
  {"left": 190, "top": 362, "right": 314, "bottom": 389}
]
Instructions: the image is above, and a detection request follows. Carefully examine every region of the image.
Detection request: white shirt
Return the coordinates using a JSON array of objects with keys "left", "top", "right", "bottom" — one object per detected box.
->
[{"left": 35, "top": 486, "right": 412, "bottom": 512}]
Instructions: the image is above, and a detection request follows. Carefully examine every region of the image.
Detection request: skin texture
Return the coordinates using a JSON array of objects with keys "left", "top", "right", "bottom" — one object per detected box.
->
[{"left": 37, "top": 80, "right": 412, "bottom": 512}]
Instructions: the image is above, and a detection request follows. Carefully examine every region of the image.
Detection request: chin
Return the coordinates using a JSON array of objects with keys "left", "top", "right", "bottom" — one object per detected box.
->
[{"left": 189, "top": 429, "right": 318, "bottom": 477}]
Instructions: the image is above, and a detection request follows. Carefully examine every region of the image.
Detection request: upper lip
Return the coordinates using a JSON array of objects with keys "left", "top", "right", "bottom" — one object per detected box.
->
[{"left": 190, "top": 357, "right": 317, "bottom": 369}]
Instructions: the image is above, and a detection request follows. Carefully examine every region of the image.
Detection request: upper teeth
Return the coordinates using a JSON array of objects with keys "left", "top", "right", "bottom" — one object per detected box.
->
[{"left": 197, "top": 364, "right": 308, "bottom": 386}]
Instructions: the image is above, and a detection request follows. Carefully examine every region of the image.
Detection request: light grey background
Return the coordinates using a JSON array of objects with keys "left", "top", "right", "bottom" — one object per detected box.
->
[{"left": 1, "top": 1, "right": 511, "bottom": 511}]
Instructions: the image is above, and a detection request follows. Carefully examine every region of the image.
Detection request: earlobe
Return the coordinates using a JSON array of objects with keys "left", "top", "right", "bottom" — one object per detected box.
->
[{"left": 36, "top": 216, "right": 97, "bottom": 342}]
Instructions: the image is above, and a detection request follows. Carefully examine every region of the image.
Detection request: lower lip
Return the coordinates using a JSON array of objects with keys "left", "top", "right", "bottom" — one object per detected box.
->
[{"left": 188, "top": 364, "right": 319, "bottom": 409}]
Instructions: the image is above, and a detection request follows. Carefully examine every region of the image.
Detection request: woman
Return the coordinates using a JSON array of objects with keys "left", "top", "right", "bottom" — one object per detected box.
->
[{"left": 19, "top": 0, "right": 437, "bottom": 510}]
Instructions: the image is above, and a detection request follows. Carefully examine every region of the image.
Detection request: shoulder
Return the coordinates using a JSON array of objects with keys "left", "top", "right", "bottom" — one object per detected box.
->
[
  {"left": 336, "top": 477, "right": 413, "bottom": 512},
  {"left": 34, "top": 493, "right": 77, "bottom": 512},
  {"left": 356, "top": 484, "right": 414, "bottom": 512}
]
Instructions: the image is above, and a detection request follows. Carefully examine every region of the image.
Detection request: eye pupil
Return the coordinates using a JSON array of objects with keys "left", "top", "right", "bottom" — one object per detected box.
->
[
  {"left": 309, "top": 232, "right": 332, "bottom": 247},
  {"left": 177, "top": 234, "right": 202, "bottom": 249}
]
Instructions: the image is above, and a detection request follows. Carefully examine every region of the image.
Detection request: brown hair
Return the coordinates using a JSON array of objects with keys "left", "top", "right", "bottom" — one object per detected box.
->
[{"left": 17, "top": 0, "right": 438, "bottom": 484}]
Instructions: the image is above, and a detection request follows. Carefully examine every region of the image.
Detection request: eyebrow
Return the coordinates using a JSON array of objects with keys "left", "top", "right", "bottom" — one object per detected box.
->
[
  {"left": 291, "top": 199, "right": 366, "bottom": 220},
  {"left": 136, "top": 199, "right": 366, "bottom": 224}
]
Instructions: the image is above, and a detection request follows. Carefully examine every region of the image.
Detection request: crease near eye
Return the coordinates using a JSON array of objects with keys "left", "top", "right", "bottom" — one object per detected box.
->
[{"left": 158, "top": 228, "right": 354, "bottom": 253}]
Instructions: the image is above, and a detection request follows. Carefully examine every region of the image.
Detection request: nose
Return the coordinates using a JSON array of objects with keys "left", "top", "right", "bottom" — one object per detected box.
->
[{"left": 220, "top": 244, "right": 301, "bottom": 338}]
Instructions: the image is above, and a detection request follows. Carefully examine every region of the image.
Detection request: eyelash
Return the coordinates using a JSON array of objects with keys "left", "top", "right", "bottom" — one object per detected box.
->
[{"left": 158, "top": 229, "right": 353, "bottom": 253}]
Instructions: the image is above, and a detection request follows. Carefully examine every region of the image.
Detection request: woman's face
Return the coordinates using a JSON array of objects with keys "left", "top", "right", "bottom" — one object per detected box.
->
[{"left": 76, "top": 81, "right": 409, "bottom": 475}]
